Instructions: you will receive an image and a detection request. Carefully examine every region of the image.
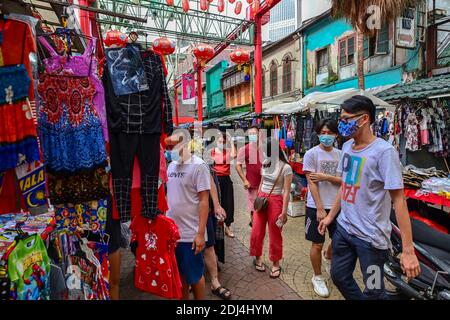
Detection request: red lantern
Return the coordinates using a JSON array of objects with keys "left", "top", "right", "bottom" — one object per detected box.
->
[
  {"left": 230, "top": 48, "right": 250, "bottom": 70},
  {"left": 182, "top": 0, "right": 190, "bottom": 12},
  {"left": 229, "top": 0, "right": 236, "bottom": 4},
  {"left": 246, "top": 0, "right": 252, "bottom": 3},
  {"left": 152, "top": 37, "right": 176, "bottom": 55},
  {"left": 218, "top": 0, "right": 225, "bottom": 12},
  {"left": 234, "top": 1, "right": 242, "bottom": 14},
  {"left": 103, "top": 30, "right": 128, "bottom": 48},
  {"left": 200, "top": 0, "right": 209, "bottom": 10},
  {"left": 193, "top": 44, "right": 215, "bottom": 68},
  {"left": 252, "top": 0, "right": 259, "bottom": 12},
  {"left": 208, "top": 0, "right": 214, "bottom": 2},
  {"left": 166, "top": 0, "right": 174, "bottom": 5}
]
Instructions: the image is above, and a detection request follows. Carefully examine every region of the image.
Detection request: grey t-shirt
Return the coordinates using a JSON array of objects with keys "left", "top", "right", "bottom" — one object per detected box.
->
[
  {"left": 166, "top": 155, "right": 211, "bottom": 243},
  {"left": 337, "top": 138, "right": 404, "bottom": 250},
  {"left": 260, "top": 161, "right": 293, "bottom": 195},
  {"left": 303, "top": 146, "right": 342, "bottom": 209}
]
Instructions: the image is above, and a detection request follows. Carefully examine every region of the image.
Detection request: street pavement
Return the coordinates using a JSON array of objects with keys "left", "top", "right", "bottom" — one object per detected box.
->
[{"left": 119, "top": 168, "right": 365, "bottom": 300}]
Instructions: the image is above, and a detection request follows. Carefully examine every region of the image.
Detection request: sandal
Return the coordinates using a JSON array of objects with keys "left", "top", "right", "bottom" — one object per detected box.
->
[
  {"left": 270, "top": 267, "right": 282, "bottom": 279},
  {"left": 253, "top": 259, "right": 266, "bottom": 272},
  {"left": 211, "top": 286, "right": 232, "bottom": 300},
  {"left": 225, "top": 227, "right": 235, "bottom": 238}
]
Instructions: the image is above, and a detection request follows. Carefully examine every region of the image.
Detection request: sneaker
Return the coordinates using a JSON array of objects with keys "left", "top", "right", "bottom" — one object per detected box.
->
[
  {"left": 322, "top": 251, "right": 331, "bottom": 275},
  {"left": 312, "top": 275, "right": 330, "bottom": 298}
]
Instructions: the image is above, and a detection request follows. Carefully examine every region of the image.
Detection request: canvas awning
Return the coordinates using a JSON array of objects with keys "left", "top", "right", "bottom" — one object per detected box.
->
[{"left": 263, "top": 88, "right": 394, "bottom": 115}]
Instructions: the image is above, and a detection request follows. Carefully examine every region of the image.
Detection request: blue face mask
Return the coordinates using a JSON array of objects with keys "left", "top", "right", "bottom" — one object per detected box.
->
[
  {"left": 248, "top": 134, "right": 258, "bottom": 143},
  {"left": 338, "top": 118, "right": 360, "bottom": 137},
  {"left": 319, "top": 135, "right": 336, "bottom": 147},
  {"left": 169, "top": 149, "right": 180, "bottom": 162}
]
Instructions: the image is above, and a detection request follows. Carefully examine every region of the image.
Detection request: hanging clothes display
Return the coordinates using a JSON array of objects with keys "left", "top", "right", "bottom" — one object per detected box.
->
[
  {"left": 103, "top": 45, "right": 173, "bottom": 222},
  {"left": 0, "top": 17, "right": 40, "bottom": 172},
  {"left": 130, "top": 214, "right": 182, "bottom": 299},
  {"left": 37, "top": 35, "right": 109, "bottom": 206}
]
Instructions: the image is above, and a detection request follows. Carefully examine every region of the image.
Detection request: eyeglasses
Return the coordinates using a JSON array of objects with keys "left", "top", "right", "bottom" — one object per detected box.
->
[{"left": 338, "top": 113, "right": 366, "bottom": 124}]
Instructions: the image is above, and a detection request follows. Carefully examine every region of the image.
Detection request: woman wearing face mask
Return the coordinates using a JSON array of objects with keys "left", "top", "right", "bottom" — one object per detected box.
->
[
  {"left": 302, "top": 119, "right": 342, "bottom": 298},
  {"left": 250, "top": 137, "right": 292, "bottom": 279},
  {"left": 210, "top": 132, "right": 237, "bottom": 238}
]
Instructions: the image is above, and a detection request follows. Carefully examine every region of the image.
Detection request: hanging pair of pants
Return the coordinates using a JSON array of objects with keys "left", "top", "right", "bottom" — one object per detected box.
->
[
  {"left": 330, "top": 224, "right": 389, "bottom": 300},
  {"left": 109, "top": 132, "right": 161, "bottom": 222},
  {"left": 217, "top": 175, "right": 234, "bottom": 227},
  {"left": 250, "top": 192, "right": 283, "bottom": 262}
]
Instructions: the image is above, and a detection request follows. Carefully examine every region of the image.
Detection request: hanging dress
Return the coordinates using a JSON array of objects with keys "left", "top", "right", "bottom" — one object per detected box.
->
[
  {"left": 37, "top": 36, "right": 109, "bottom": 205},
  {"left": 0, "top": 17, "right": 40, "bottom": 172}
]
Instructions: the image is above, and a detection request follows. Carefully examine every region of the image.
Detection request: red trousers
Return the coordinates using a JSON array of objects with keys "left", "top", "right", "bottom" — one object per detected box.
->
[{"left": 250, "top": 192, "right": 284, "bottom": 262}]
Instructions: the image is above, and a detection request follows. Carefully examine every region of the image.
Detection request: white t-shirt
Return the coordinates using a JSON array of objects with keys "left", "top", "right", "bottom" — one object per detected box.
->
[
  {"left": 166, "top": 155, "right": 211, "bottom": 243},
  {"left": 337, "top": 138, "right": 404, "bottom": 250},
  {"left": 260, "top": 161, "right": 293, "bottom": 195},
  {"left": 303, "top": 146, "right": 341, "bottom": 210}
]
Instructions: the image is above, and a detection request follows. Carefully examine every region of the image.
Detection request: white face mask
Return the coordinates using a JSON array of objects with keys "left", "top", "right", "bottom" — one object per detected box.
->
[{"left": 216, "top": 142, "right": 225, "bottom": 149}]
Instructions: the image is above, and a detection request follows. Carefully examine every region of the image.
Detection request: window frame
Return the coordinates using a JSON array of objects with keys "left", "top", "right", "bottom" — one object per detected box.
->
[
  {"left": 316, "top": 47, "right": 329, "bottom": 74},
  {"left": 270, "top": 61, "right": 278, "bottom": 97},
  {"left": 338, "top": 34, "right": 356, "bottom": 67},
  {"left": 282, "top": 55, "right": 292, "bottom": 93}
]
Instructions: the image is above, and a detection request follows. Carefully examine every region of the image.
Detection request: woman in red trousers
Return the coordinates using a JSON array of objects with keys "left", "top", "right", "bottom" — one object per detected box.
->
[{"left": 250, "top": 137, "right": 292, "bottom": 279}]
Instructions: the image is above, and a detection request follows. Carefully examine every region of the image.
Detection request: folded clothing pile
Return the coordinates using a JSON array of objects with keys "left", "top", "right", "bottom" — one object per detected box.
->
[{"left": 402, "top": 165, "right": 448, "bottom": 189}]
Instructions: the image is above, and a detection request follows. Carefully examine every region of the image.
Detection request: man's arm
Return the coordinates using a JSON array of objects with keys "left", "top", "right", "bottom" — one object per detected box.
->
[
  {"left": 236, "top": 163, "right": 250, "bottom": 189},
  {"left": 390, "top": 189, "right": 421, "bottom": 279},
  {"left": 305, "top": 172, "right": 327, "bottom": 221},
  {"left": 309, "top": 173, "right": 342, "bottom": 185},
  {"left": 193, "top": 190, "right": 209, "bottom": 255},
  {"left": 318, "top": 186, "right": 342, "bottom": 235}
]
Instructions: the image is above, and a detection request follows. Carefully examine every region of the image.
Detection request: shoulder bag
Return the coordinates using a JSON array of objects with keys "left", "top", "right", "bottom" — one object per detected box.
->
[{"left": 253, "top": 164, "right": 285, "bottom": 212}]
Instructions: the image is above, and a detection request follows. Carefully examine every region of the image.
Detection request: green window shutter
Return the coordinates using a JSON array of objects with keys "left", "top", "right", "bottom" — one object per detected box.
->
[{"left": 364, "top": 36, "right": 369, "bottom": 59}]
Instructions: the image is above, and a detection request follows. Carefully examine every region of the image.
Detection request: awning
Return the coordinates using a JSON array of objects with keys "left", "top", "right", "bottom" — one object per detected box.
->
[
  {"left": 263, "top": 88, "right": 393, "bottom": 115},
  {"left": 376, "top": 74, "right": 450, "bottom": 101}
]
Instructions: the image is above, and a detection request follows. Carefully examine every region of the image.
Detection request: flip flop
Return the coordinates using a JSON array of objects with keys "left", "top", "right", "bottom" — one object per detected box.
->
[
  {"left": 211, "top": 286, "right": 232, "bottom": 300},
  {"left": 270, "top": 267, "right": 282, "bottom": 279},
  {"left": 253, "top": 259, "right": 266, "bottom": 272}
]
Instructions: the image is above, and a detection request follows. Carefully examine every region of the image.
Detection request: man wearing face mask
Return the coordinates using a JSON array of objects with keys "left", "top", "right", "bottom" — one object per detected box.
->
[
  {"left": 303, "top": 119, "right": 342, "bottom": 298},
  {"left": 318, "top": 95, "right": 420, "bottom": 300},
  {"left": 236, "top": 125, "right": 263, "bottom": 227},
  {"left": 166, "top": 134, "right": 210, "bottom": 300}
]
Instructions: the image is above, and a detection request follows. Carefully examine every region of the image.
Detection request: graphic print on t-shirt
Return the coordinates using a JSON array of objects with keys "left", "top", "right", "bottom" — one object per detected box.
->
[
  {"left": 341, "top": 153, "right": 366, "bottom": 204},
  {"left": 319, "top": 160, "right": 338, "bottom": 176}
]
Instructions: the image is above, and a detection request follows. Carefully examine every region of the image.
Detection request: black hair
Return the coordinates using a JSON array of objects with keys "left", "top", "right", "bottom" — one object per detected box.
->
[
  {"left": 265, "top": 137, "right": 289, "bottom": 164},
  {"left": 341, "top": 95, "right": 376, "bottom": 124},
  {"left": 315, "top": 118, "right": 338, "bottom": 134}
]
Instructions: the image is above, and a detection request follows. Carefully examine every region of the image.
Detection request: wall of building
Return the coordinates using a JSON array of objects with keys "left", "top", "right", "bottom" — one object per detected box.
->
[
  {"left": 206, "top": 60, "right": 229, "bottom": 117},
  {"left": 303, "top": 16, "right": 423, "bottom": 94},
  {"left": 261, "top": 34, "right": 302, "bottom": 109}
]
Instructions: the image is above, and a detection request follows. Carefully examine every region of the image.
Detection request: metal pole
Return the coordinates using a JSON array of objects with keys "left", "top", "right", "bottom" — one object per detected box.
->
[
  {"left": 254, "top": 13, "right": 263, "bottom": 115},
  {"left": 197, "top": 65, "right": 203, "bottom": 122},
  {"left": 174, "top": 82, "right": 180, "bottom": 126},
  {"left": 35, "top": 0, "right": 148, "bottom": 23}
]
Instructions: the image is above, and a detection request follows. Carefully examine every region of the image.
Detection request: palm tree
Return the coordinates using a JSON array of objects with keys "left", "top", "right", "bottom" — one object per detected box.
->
[{"left": 331, "top": 0, "right": 417, "bottom": 89}]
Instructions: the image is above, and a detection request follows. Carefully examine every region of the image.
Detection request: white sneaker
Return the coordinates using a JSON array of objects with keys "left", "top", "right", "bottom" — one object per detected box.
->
[
  {"left": 322, "top": 251, "right": 331, "bottom": 275},
  {"left": 312, "top": 275, "right": 330, "bottom": 298}
]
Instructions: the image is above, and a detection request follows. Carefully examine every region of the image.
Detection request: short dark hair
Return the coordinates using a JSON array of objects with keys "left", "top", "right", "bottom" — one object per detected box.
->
[
  {"left": 315, "top": 118, "right": 338, "bottom": 134},
  {"left": 341, "top": 95, "right": 376, "bottom": 124},
  {"left": 248, "top": 124, "right": 260, "bottom": 131}
]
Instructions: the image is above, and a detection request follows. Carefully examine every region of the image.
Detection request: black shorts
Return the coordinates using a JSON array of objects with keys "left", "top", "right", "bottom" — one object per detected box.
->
[
  {"left": 305, "top": 207, "right": 337, "bottom": 244},
  {"left": 206, "top": 214, "right": 216, "bottom": 248}
]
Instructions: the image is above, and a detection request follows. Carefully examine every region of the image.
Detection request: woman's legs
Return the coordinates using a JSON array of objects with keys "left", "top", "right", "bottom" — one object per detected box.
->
[
  {"left": 266, "top": 196, "right": 284, "bottom": 273},
  {"left": 250, "top": 209, "right": 268, "bottom": 264},
  {"left": 219, "top": 176, "right": 235, "bottom": 233}
]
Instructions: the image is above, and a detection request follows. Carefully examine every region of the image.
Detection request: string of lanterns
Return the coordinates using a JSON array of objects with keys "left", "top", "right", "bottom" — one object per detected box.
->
[{"left": 165, "top": 0, "right": 252, "bottom": 14}]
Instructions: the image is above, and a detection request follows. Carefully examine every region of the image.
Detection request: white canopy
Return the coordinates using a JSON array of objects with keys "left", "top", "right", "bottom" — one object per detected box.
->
[{"left": 263, "top": 88, "right": 394, "bottom": 115}]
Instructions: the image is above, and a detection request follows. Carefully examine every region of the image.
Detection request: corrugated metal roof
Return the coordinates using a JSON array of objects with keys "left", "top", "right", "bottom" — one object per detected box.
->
[{"left": 376, "top": 74, "right": 450, "bottom": 101}]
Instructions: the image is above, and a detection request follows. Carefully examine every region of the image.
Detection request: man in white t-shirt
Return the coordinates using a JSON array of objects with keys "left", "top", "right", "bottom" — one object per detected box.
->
[
  {"left": 166, "top": 135, "right": 210, "bottom": 300},
  {"left": 319, "top": 96, "right": 420, "bottom": 300},
  {"left": 303, "top": 119, "right": 342, "bottom": 298}
]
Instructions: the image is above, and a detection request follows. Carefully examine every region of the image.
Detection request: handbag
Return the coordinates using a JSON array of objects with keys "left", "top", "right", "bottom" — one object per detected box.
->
[{"left": 253, "top": 164, "right": 285, "bottom": 212}]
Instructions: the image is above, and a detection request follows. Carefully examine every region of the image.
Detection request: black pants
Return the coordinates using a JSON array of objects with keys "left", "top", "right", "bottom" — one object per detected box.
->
[
  {"left": 218, "top": 175, "right": 234, "bottom": 227},
  {"left": 109, "top": 132, "right": 161, "bottom": 222}
]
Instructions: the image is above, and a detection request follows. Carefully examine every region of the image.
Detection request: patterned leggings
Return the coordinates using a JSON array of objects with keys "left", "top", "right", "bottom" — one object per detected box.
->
[{"left": 109, "top": 132, "right": 161, "bottom": 222}]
